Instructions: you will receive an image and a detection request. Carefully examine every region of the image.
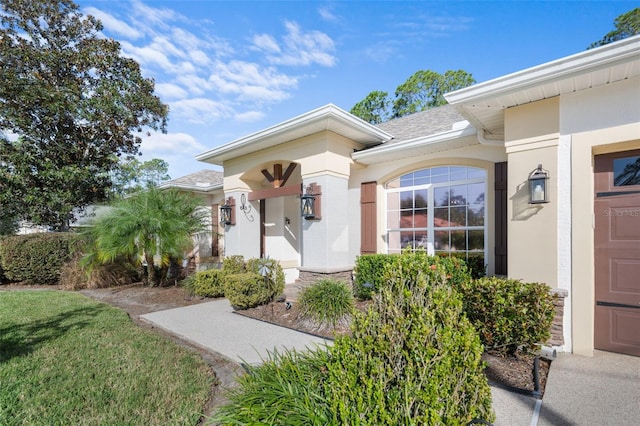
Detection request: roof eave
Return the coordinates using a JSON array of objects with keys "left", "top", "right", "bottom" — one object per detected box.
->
[
  {"left": 196, "top": 104, "right": 393, "bottom": 166},
  {"left": 445, "top": 35, "right": 640, "bottom": 106},
  {"left": 352, "top": 125, "right": 477, "bottom": 165},
  {"left": 158, "top": 182, "right": 223, "bottom": 193}
]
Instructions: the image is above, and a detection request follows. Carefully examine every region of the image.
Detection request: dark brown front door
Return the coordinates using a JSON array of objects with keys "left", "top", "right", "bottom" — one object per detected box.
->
[{"left": 594, "top": 150, "right": 640, "bottom": 357}]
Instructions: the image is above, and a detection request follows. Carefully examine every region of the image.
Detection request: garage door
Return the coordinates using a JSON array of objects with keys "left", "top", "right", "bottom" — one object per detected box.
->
[{"left": 594, "top": 150, "right": 640, "bottom": 357}]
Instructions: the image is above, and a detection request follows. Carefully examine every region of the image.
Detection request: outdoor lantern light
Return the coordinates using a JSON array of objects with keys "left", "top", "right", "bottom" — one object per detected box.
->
[
  {"left": 220, "top": 197, "right": 235, "bottom": 225},
  {"left": 300, "top": 192, "right": 315, "bottom": 219},
  {"left": 300, "top": 183, "right": 321, "bottom": 220},
  {"left": 528, "top": 164, "right": 549, "bottom": 204}
]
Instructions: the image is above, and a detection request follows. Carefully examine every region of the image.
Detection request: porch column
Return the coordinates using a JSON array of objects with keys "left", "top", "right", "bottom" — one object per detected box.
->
[{"left": 300, "top": 175, "right": 350, "bottom": 271}]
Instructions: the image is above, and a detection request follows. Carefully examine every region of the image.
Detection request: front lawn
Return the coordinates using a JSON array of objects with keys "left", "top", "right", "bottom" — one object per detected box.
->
[{"left": 0, "top": 291, "right": 214, "bottom": 425}]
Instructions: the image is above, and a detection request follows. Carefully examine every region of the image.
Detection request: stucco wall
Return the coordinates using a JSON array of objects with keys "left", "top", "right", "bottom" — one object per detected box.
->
[
  {"left": 562, "top": 76, "right": 640, "bottom": 356},
  {"left": 220, "top": 131, "right": 361, "bottom": 273},
  {"left": 504, "top": 97, "right": 560, "bottom": 288}
]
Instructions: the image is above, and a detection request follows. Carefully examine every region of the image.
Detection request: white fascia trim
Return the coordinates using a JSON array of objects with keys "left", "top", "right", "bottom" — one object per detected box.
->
[
  {"left": 195, "top": 104, "right": 393, "bottom": 164},
  {"left": 158, "top": 182, "right": 223, "bottom": 193},
  {"left": 352, "top": 124, "right": 477, "bottom": 163},
  {"left": 445, "top": 35, "right": 640, "bottom": 105}
]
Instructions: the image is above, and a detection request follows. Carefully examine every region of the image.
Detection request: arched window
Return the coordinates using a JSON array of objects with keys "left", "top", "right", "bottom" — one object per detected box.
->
[{"left": 386, "top": 166, "right": 486, "bottom": 263}]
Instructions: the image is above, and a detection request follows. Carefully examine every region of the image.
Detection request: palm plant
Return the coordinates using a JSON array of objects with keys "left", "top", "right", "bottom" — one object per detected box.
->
[{"left": 83, "top": 188, "right": 208, "bottom": 286}]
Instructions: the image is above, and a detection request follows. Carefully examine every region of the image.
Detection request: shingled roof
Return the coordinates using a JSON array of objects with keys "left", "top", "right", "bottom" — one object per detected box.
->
[
  {"left": 375, "top": 104, "right": 467, "bottom": 144},
  {"left": 160, "top": 169, "right": 223, "bottom": 192}
]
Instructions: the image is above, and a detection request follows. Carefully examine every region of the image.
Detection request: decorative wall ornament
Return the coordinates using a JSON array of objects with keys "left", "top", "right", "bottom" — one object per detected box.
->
[{"left": 240, "top": 193, "right": 254, "bottom": 222}]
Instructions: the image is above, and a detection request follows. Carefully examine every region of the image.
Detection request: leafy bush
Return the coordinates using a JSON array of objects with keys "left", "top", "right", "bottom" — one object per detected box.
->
[
  {"left": 437, "top": 252, "right": 486, "bottom": 279},
  {"left": 224, "top": 272, "right": 274, "bottom": 310},
  {"left": 354, "top": 250, "right": 473, "bottom": 299},
  {"left": 187, "top": 269, "right": 227, "bottom": 298},
  {"left": 222, "top": 255, "right": 245, "bottom": 274},
  {"left": 59, "top": 255, "right": 139, "bottom": 290},
  {"left": 459, "top": 277, "right": 556, "bottom": 354},
  {"left": 246, "top": 257, "right": 285, "bottom": 300},
  {"left": 298, "top": 279, "right": 355, "bottom": 328},
  {"left": 0, "top": 233, "right": 83, "bottom": 284},
  {"left": 352, "top": 253, "right": 396, "bottom": 299},
  {"left": 212, "top": 349, "right": 331, "bottom": 425},
  {"left": 213, "top": 250, "right": 493, "bottom": 425},
  {"left": 325, "top": 252, "right": 494, "bottom": 425}
]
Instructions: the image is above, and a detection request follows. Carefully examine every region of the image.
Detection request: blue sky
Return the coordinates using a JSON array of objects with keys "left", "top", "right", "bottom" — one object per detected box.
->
[{"left": 77, "top": 0, "right": 637, "bottom": 179}]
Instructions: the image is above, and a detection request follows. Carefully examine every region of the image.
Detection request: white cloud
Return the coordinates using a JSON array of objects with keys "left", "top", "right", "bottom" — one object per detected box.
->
[
  {"left": 318, "top": 6, "right": 338, "bottom": 23},
  {"left": 131, "top": 0, "right": 181, "bottom": 26},
  {"left": 175, "top": 74, "right": 211, "bottom": 96},
  {"left": 252, "top": 34, "right": 280, "bottom": 53},
  {"left": 208, "top": 60, "right": 297, "bottom": 102},
  {"left": 84, "top": 7, "right": 143, "bottom": 39},
  {"left": 155, "top": 83, "right": 188, "bottom": 100},
  {"left": 171, "top": 98, "right": 234, "bottom": 124},
  {"left": 120, "top": 41, "right": 174, "bottom": 70},
  {"left": 254, "top": 21, "right": 337, "bottom": 67},
  {"left": 140, "top": 131, "right": 207, "bottom": 156},
  {"left": 234, "top": 110, "right": 265, "bottom": 123}
]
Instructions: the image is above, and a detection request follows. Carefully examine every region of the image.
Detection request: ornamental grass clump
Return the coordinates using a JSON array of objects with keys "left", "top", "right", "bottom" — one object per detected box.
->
[
  {"left": 298, "top": 279, "right": 355, "bottom": 328},
  {"left": 212, "top": 348, "right": 332, "bottom": 425}
]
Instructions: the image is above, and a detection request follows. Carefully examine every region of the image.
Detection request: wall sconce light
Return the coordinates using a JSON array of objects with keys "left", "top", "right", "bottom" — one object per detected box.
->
[
  {"left": 220, "top": 196, "right": 236, "bottom": 225},
  {"left": 528, "top": 164, "right": 549, "bottom": 204},
  {"left": 300, "top": 183, "right": 321, "bottom": 220}
]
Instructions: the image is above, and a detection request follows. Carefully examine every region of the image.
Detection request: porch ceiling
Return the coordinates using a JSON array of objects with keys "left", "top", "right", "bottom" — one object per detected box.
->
[{"left": 445, "top": 35, "right": 640, "bottom": 136}]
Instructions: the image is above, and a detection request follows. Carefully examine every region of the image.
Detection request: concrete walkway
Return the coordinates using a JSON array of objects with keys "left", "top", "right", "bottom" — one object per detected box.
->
[
  {"left": 141, "top": 299, "right": 329, "bottom": 365},
  {"left": 141, "top": 300, "right": 640, "bottom": 425}
]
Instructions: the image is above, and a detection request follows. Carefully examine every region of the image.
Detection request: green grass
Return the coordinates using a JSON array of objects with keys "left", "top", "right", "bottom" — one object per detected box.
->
[{"left": 0, "top": 291, "right": 214, "bottom": 425}]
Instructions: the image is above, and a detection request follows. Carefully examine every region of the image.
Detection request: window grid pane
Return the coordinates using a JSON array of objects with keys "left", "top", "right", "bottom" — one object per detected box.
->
[{"left": 386, "top": 166, "right": 486, "bottom": 259}]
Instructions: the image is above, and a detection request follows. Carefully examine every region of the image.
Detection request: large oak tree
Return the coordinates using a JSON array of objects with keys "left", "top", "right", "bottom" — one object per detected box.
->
[{"left": 0, "top": 0, "right": 168, "bottom": 230}]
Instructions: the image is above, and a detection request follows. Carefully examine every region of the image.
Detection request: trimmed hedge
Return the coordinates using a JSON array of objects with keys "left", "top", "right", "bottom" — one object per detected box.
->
[
  {"left": 354, "top": 250, "right": 473, "bottom": 299},
  {"left": 0, "top": 233, "right": 83, "bottom": 284},
  {"left": 188, "top": 269, "right": 227, "bottom": 298},
  {"left": 223, "top": 255, "right": 245, "bottom": 274},
  {"left": 246, "top": 257, "right": 285, "bottom": 300},
  {"left": 224, "top": 272, "right": 273, "bottom": 310},
  {"left": 352, "top": 253, "right": 396, "bottom": 299},
  {"left": 459, "top": 276, "right": 556, "bottom": 354},
  {"left": 437, "top": 252, "right": 486, "bottom": 279}
]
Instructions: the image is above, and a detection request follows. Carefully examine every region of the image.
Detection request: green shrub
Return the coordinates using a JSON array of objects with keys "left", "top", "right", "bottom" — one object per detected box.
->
[
  {"left": 222, "top": 255, "right": 245, "bottom": 274},
  {"left": 459, "top": 277, "right": 556, "bottom": 354},
  {"left": 352, "top": 253, "right": 396, "bottom": 299},
  {"left": 224, "top": 272, "right": 274, "bottom": 310},
  {"left": 324, "top": 251, "right": 494, "bottom": 425},
  {"left": 213, "top": 249, "right": 493, "bottom": 425},
  {"left": 354, "top": 250, "right": 473, "bottom": 300},
  {"left": 246, "top": 257, "right": 285, "bottom": 300},
  {"left": 0, "top": 233, "right": 83, "bottom": 284},
  {"left": 188, "top": 269, "right": 227, "bottom": 298},
  {"left": 437, "top": 252, "right": 485, "bottom": 279},
  {"left": 298, "top": 279, "right": 355, "bottom": 328},
  {"left": 212, "top": 349, "right": 331, "bottom": 425}
]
